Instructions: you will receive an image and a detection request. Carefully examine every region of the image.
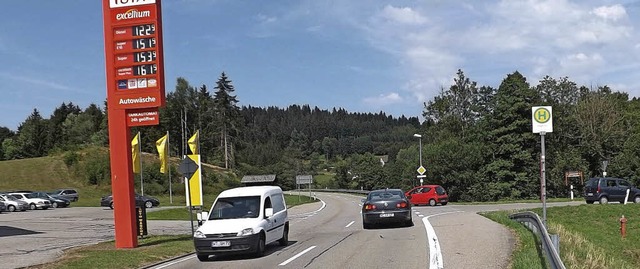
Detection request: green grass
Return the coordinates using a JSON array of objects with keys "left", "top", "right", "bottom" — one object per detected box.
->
[
  {"left": 28, "top": 235, "right": 194, "bottom": 269},
  {"left": 484, "top": 203, "right": 640, "bottom": 269}
]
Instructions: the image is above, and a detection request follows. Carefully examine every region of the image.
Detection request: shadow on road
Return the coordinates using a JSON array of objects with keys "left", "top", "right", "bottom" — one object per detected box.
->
[
  {"left": 200, "top": 240, "right": 298, "bottom": 262},
  {"left": 0, "top": 226, "right": 42, "bottom": 237}
]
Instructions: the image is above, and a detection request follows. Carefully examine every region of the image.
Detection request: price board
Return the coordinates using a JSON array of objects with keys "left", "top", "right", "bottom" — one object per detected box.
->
[{"left": 103, "top": 0, "right": 165, "bottom": 110}]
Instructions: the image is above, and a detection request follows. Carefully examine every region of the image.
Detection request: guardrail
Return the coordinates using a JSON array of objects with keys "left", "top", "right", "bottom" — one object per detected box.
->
[
  {"left": 305, "top": 188, "right": 370, "bottom": 195},
  {"left": 509, "top": 211, "right": 566, "bottom": 269}
]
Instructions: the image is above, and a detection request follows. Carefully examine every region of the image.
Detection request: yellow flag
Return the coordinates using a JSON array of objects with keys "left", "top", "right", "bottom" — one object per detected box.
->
[
  {"left": 188, "top": 130, "right": 199, "bottom": 154},
  {"left": 131, "top": 132, "right": 141, "bottom": 173},
  {"left": 156, "top": 133, "right": 168, "bottom": 174}
]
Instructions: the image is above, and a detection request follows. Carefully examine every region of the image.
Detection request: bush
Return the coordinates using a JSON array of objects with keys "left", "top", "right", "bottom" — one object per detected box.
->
[{"left": 63, "top": 151, "right": 79, "bottom": 167}]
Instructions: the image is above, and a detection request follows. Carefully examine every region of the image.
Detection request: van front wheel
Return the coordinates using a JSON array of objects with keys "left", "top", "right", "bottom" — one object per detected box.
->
[{"left": 255, "top": 234, "right": 265, "bottom": 257}]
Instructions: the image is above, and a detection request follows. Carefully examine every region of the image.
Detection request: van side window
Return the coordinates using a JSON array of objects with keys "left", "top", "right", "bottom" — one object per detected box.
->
[
  {"left": 607, "top": 180, "right": 616, "bottom": 187},
  {"left": 264, "top": 197, "right": 272, "bottom": 211},
  {"left": 619, "top": 180, "right": 631, "bottom": 188},
  {"left": 271, "top": 194, "right": 285, "bottom": 212}
]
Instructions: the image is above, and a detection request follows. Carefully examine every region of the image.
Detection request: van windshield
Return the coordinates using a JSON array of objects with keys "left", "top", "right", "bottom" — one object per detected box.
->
[{"left": 209, "top": 196, "right": 261, "bottom": 220}]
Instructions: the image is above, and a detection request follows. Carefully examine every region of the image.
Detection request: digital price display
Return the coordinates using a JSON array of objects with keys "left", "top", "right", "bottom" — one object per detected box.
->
[{"left": 103, "top": 0, "right": 165, "bottom": 111}]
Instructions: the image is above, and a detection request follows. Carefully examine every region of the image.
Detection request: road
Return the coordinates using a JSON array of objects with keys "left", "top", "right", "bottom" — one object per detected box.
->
[
  {"left": 0, "top": 194, "right": 582, "bottom": 269},
  {"left": 145, "top": 193, "right": 582, "bottom": 269}
]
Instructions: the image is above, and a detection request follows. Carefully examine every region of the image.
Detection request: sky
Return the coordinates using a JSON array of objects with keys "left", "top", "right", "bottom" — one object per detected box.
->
[{"left": 1, "top": 0, "right": 640, "bottom": 131}]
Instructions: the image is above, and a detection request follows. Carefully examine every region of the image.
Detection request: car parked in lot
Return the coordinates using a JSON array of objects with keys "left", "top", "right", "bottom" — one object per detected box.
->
[
  {"left": 361, "top": 188, "right": 413, "bottom": 229},
  {"left": 0, "top": 194, "right": 28, "bottom": 212},
  {"left": 48, "top": 189, "right": 79, "bottom": 202},
  {"left": 31, "top": 192, "right": 71, "bottom": 208},
  {"left": 584, "top": 177, "right": 640, "bottom": 204},
  {"left": 405, "top": 185, "right": 449, "bottom": 206},
  {"left": 100, "top": 193, "right": 160, "bottom": 209},
  {"left": 9, "top": 192, "right": 51, "bottom": 210}
]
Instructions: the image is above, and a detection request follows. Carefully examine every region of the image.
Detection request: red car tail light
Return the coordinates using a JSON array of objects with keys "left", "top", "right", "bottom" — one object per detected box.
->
[
  {"left": 396, "top": 202, "right": 408, "bottom": 208},
  {"left": 364, "top": 204, "right": 376, "bottom": 210}
]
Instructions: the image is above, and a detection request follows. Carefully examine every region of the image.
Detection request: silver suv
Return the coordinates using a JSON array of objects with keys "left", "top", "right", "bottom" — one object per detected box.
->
[{"left": 48, "top": 189, "right": 79, "bottom": 202}]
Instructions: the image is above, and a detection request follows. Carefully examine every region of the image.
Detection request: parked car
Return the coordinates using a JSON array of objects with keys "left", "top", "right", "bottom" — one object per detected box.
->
[
  {"left": 584, "top": 177, "right": 640, "bottom": 204},
  {"left": 361, "top": 188, "right": 412, "bottom": 229},
  {"left": 100, "top": 193, "right": 160, "bottom": 209},
  {"left": 48, "top": 189, "right": 79, "bottom": 202},
  {"left": 9, "top": 192, "right": 51, "bottom": 210},
  {"left": 405, "top": 185, "right": 449, "bottom": 206},
  {"left": 0, "top": 194, "right": 28, "bottom": 212},
  {"left": 31, "top": 192, "right": 71, "bottom": 208}
]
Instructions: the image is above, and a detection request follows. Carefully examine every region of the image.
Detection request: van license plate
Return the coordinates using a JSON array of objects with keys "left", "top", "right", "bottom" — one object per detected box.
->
[
  {"left": 211, "top": 241, "right": 230, "bottom": 247},
  {"left": 587, "top": 193, "right": 593, "bottom": 196},
  {"left": 380, "top": 213, "right": 394, "bottom": 218}
]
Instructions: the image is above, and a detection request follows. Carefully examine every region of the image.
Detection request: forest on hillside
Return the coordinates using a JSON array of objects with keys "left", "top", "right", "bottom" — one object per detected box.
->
[{"left": 1, "top": 69, "right": 638, "bottom": 202}]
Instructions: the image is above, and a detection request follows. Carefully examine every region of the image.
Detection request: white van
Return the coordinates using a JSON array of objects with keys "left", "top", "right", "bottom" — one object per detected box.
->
[{"left": 194, "top": 186, "right": 289, "bottom": 261}]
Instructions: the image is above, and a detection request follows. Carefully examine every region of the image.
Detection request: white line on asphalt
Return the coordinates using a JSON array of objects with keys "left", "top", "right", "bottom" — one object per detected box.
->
[
  {"left": 418, "top": 214, "right": 424, "bottom": 217},
  {"left": 345, "top": 221, "right": 355, "bottom": 228},
  {"left": 422, "top": 211, "right": 463, "bottom": 269},
  {"left": 152, "top": 255, "right": 195, "bottom": 269},
  {"left": 279, "top": 246, "right": 317, "bottom": 266}
]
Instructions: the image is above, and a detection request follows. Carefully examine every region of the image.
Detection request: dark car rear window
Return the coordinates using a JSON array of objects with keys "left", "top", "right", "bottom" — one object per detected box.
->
[
  {"left": 369, "top": 190, "right": 404, "bottom": 201},
  {"left": 585, "top": 179, "right": 599, "bottom": 188}
]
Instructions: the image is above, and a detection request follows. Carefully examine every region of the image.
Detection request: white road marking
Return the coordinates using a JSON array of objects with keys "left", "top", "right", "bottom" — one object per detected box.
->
[
  {"left": 422, "top": 211, "right": 463, "bottom": 269},
  {"left": 279, "top": 246, "right": 317, "bottom": 266},
  {"left": 345, "top": 221, "right": 355, "bottom": 228},
  {"left": 418, "top": 214, "right": 424, "bottom": 217}
]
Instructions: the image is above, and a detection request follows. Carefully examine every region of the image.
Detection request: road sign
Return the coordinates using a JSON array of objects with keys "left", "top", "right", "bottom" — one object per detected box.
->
[
  {"left": 532, "top": 106, "right": 553, "bottom": 133},
  {"left": 417, "top": 166, "right": 426, "bottom": 175},
  {"left": 104, "top": 0, "right": 165, "bottom": 110},
  {"left": 417, "top": 175, "right": 427, "bottom": 178},
  {"left": 185, "top": 155, "right": 203, "bottom": 207},
  {"left": 178, "top": 156, "right": 198, "bottom": 179}
]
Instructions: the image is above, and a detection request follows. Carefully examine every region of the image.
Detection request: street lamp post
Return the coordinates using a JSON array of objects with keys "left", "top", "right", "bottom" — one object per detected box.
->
[
  {"left": 413, "top": 134, "right": 422, "bottom": 168},
  {"left": 413, "top": 134, "right": 423, "bottom": 186}
]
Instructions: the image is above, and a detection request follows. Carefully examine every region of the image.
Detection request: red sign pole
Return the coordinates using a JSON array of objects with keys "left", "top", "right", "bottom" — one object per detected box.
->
[{"left": 103, "top": 0, "right": 165, "bottom": 248}]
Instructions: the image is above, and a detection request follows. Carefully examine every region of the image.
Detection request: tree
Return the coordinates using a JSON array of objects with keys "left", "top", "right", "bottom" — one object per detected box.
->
[
  {"left": 482, "top": 71, "right": 540, "bottom": 199},
  {"left": 16, "top": 109, "right": 49, "bottom": 158},
  {"left": 574, "top": 88, "right": 627, "bottom": 176},
  {"left": 213, "top": 72, "right": 242, "bottom": 169}
]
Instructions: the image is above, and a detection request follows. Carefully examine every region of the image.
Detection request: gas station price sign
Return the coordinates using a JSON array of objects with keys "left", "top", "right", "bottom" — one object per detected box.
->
[{"left": 103, "top": 0, "right": 165, "bottom": 110}]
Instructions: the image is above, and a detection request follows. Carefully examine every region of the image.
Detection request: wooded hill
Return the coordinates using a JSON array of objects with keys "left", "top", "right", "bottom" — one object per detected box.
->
[{"left": 1, "top": 69, "right": 638, "bottom": 202}]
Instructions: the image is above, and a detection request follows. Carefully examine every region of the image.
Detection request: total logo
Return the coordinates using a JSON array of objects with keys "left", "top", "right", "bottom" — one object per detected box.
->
[
  {"left": 116, "top": 9, "right": 151, "bottom": 20},
  {"left": 117, "top": 80, "right": 128, "bottom": 90}
]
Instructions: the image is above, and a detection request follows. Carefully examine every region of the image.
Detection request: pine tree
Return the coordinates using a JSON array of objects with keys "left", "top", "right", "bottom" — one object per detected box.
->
[{"left": 213, "top": 72, "right": 242, "bottom": 169}]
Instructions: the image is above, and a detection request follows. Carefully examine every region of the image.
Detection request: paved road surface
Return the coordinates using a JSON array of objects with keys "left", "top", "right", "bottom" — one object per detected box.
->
[{"left": 0, "top": 195, "right": 582, "bottom": 269}]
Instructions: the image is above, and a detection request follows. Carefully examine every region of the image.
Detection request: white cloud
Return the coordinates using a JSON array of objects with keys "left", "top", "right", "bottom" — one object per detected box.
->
[
  {"left": 256, "top": 14, "right": 278, "bottom": 24},
  {"left": 0, "top": 72, "right": 80, "bottom": 93},
  {"left": 378, "top": 5, "right": 427, "bottom": 25},
  {"left": 592, "top": 4, "right": 627, "bottom": 21},
  {"left": 363, "top": 92, "right": 403, "bottom": 106}
]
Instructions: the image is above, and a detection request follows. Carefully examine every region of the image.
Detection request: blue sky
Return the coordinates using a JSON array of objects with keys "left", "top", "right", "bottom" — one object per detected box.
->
[{"left": 1, "top": 0, "right": 640, "bottom": 131}]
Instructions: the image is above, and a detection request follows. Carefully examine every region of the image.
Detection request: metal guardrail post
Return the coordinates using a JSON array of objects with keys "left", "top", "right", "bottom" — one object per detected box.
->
[{"left": 510, "top": 211, "right": 566, "bottom": 269}]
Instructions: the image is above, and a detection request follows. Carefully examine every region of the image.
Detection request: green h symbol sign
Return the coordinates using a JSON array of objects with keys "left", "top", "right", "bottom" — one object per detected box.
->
[{"left": 535, "top": 108, "right": 550, "bottom": 123}]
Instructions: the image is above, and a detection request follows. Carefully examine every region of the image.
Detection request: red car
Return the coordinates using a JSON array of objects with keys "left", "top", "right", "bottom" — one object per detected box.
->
[{"left": 405, "top": 185, "right": 448, "bottom": 206}]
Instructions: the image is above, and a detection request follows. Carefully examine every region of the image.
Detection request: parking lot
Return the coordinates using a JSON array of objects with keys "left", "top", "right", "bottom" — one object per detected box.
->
[{"left": 0, "top": 206, "right": 190, "bottom": 269}]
